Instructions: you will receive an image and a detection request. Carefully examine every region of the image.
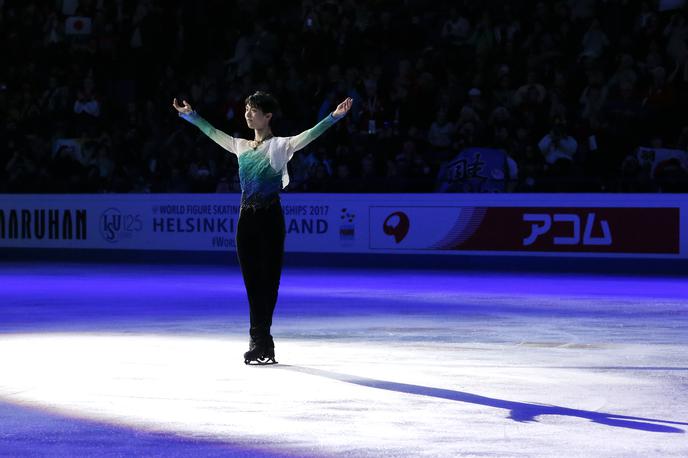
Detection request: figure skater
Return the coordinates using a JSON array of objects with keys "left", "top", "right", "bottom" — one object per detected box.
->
[{"left": 173, "top": 92, "right": 352, "bottom": 364}]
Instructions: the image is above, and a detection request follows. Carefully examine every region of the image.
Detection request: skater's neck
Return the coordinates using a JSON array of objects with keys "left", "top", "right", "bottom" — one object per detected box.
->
[{"left": 254, "top": 127, "right": 273, "bottom": 142}]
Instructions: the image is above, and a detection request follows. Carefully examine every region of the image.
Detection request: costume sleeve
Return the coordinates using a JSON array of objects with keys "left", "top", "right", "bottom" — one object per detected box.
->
[
  {"left": 179, "top": 111, "right": 237, "bottom": 155},
  {"left": 285, "top": 113, "right": 341, "bottom": 161}
]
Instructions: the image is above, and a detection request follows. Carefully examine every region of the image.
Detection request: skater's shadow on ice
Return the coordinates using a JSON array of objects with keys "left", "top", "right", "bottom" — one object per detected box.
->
[{"left": 279, "top": 365, "right": 687, "bottom": 433}]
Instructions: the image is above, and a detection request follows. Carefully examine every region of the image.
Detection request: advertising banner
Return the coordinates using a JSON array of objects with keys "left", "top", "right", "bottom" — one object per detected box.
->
[
  {"left": 370, "top": 206, "right": 679, "bottom": 254},
  {"left": 0, "top": 194, "right": 685, "bottom": 259}
]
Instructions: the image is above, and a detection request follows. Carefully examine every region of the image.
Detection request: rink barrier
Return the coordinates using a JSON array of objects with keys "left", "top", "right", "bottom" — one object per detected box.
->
[{"left": 0, "top": 193, "right": 685, "bottom": 260}]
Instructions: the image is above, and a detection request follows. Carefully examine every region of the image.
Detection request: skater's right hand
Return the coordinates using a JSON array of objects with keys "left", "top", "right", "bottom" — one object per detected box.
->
[{"left": 173, "top": 98, "right": 193, "bottom": 115}]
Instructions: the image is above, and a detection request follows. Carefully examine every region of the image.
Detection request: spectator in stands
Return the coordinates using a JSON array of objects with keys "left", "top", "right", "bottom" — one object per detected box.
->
[
  {"left": 442, "top": 8, "right": 471, "bottom": 46},
  {"left": 538, "top": 118, "right": 578, "bottom": 178},
  {"left": 581, "top": 18, "right": 610, "bottom": 59},
  {"left": 74, "top": 77, "right": 101, "bottom": 118},
  {"left": 1, "top": 1, "right": 687, "bottom": 194},
  {"left": 428, "top": 110, "right": 455, "bottom": 151}
]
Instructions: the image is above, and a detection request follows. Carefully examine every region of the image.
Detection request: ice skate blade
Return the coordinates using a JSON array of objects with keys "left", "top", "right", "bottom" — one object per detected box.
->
[{"left": 244, "top": 357, "right": 278, "bottom": 366}]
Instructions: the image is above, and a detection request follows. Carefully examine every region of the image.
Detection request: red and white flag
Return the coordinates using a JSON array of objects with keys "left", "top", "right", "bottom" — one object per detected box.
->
[{"left": 65, "top": 16, "right": 92, "bottom": 35}]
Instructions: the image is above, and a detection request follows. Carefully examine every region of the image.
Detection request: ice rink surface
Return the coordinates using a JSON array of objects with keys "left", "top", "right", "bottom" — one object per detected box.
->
[{"left": 0, "top": 261, "right": 686, "bottom": 457}]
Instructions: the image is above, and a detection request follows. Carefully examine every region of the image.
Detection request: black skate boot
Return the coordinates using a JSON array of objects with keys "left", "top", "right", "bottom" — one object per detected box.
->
[{"left": 244, "top": 336, "right": 277, "bottom": 365}]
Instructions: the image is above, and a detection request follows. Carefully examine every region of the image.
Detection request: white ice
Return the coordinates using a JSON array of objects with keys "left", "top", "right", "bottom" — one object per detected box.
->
[{"left": 0, "top": 262, "right": 686, "bottom": 457}]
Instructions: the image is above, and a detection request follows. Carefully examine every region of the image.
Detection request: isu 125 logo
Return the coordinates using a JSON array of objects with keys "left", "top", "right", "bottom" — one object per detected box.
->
[
  {"left": 99, "top": 208, "right": 143, "bottom": 243},
  {"left": 523, "top": 212, "right": 612, "bottom": 246}
]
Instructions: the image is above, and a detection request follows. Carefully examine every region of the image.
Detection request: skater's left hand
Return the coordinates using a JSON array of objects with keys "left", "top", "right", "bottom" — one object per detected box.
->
[{"left": 333, "top": 97, "right": 353, "bottom": 119}]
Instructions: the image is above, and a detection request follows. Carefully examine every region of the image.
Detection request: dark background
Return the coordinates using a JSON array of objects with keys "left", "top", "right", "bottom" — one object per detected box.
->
[{"left": 2, "top": 0, "right": 688, "bottom": 194}]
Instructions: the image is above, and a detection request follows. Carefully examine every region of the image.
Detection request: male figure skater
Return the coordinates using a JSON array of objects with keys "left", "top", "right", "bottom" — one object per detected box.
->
[{"left": 173, "top": 92, "right": 353, "bottom": 364}]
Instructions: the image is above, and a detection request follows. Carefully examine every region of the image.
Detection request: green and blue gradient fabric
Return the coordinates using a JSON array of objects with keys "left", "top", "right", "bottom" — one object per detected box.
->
[{"left": 180, "top": 111, "right": 340, "bottom": 208}]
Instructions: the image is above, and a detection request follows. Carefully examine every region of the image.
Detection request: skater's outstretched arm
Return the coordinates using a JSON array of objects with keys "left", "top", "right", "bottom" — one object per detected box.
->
[
  {"left": 173, "top": 98, "right": 237, "bottom": 154},
  {"left": 286, "top": 97, "right": 353, "bottom": 155}
]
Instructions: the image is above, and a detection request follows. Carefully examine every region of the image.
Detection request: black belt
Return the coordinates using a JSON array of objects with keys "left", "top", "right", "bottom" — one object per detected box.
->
[{"left": 240, "top": 193, "right": 281, "bottom": 212}]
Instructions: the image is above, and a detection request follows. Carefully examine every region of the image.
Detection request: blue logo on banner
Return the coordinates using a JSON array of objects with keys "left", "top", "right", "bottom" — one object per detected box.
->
[{"left": 100, "top": 208, "right": 142, "bottom": 243}]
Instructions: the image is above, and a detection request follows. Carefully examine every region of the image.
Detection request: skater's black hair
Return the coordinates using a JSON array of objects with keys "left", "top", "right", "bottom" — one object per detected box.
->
[{"left": 245, "top": 91, "right": 280, "bottom": 118}]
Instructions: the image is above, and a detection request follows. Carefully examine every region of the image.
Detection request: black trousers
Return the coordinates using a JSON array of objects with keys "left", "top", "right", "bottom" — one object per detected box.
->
[{"left": 235, "top": 199, "right": 286, "bottom": 342}]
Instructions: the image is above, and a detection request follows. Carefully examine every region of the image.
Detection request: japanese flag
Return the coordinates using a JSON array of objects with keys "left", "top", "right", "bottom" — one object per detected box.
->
[{"left": 65, "top": 16, "right": 92, "bottom": 35}]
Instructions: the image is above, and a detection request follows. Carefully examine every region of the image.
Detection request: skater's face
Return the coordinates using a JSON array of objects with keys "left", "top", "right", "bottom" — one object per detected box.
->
[{"left": 245, "top": 104, "right": 272, "bottom": 130}]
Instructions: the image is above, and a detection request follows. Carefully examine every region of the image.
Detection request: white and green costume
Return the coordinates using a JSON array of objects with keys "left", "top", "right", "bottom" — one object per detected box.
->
[
  {"left": 179, "top": 108, "right": 343, "bottom": 360},
  {"left": 179, "top": 111, "right": 341, "bottom": 207}
]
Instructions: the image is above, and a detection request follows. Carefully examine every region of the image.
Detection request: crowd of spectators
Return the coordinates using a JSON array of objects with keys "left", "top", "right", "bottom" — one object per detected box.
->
[{"left": 2, "top": 0, "right": 688, "bottom": 194}]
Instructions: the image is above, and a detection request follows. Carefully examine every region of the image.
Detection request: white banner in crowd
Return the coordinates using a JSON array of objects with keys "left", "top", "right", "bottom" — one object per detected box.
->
[{"left": 0, "top": 194, "right": 685, "bottom": 259}]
